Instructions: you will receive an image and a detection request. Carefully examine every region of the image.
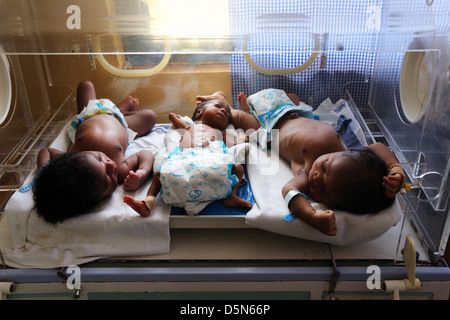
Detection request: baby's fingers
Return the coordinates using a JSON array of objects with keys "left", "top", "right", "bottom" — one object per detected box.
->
[{"left": 383, "top": 176, "right": 400, "bottom": 197}]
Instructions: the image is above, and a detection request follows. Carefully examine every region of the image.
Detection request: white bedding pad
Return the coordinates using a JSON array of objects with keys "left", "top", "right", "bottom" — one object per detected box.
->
[
  {"left": 3, "top": 124, "right": 171, "bottom": 268},
  {"left": 245, "top": 99, "right": 403, "bottom": 245},
  {"left": 245, "top": 145, "right": 402, "bottom": 245}
]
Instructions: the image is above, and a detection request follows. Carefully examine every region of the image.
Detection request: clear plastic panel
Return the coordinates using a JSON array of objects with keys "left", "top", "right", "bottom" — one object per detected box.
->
[
  {"left": 0, "top": 0, "right": 439, "bottom": 54},
  {"left": 0, "top": 54, "right": 74, "bottom": 191}
]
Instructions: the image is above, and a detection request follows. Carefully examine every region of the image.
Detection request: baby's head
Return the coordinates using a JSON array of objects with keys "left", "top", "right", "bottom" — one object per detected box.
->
[
  {"left": 33, "top": 151, "right": 118, "bottom": 224},
  {"left": 192, "top": 99, "right": 232, "bottom": 130},
  {"left": 309, "top": 148, "right": 393, "bottom": 214}
]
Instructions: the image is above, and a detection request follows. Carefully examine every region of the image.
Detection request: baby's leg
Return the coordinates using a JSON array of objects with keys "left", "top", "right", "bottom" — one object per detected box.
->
[
  {"left": 123, "top": 171, "right": 161, "bottom": 217},
  {"left": 222, "top": 164, "right": 253, "bottom": 208},
  {"left": 76, "top": 81, "right": 96, "bottom": 113},
  {"left": 123, "top": 196, "right": 152, "bottom": 217},
  {"left": 230, "top": 93, "right": 260, "bottom": 131},
  {"left": 124, "top": 109, "right": 157, "bottom": 137},
  {"left": 286, "top": 93, "right": 300, "bottom": 106},
  {"left": 237, "top": 92, "right": 251, "bottom": 113}
]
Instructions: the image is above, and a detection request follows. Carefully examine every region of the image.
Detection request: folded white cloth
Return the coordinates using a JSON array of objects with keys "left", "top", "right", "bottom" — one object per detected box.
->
[{"left": 3, "top": 124, "right": 170, "bottom": 268}]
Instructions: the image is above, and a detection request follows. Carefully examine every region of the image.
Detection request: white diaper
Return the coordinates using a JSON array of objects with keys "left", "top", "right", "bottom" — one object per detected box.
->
[
  {"left": 66, "top": 99, "right": 137, "bottom": 144},
  {"left": 159, "top": 140, "right": 238, "bottom": 215},
  {"left": 247, "top": 88, "right": 316, "bottom": 132}
]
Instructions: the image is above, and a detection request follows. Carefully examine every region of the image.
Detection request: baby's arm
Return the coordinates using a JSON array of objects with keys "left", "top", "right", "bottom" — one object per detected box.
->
[
  {"left": 169, "top": 112, "right": 190, "bottom": 130},
  {"left": 367, "top": 142, "right": 405, "bottom": 198},
  {"left": 121, "top": 150, "right": 154, "bottom": 191},
  {"left": 222, "top": 164, "right": 253, "bottom": 209},
  {"left": 282, "top": 173, "right": 337, "bottom": 236},
  {"left": 196, "top": 91, "right": 228, "bottom": 105},
  {"left": 37, "top": 147, "right": 64, "bottom": 168}
]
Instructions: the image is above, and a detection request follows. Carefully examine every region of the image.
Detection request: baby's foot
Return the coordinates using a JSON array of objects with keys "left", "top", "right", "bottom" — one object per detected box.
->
[
  {"left": 123, "top": 170, "right": 146, "bottom": 191},
  {"left": 123, "top": 195, "right": 151, "bottom": 217},
  {"left": 119, "top": 95, "right": 139, "bottom": 112},
  {"left": 286, "top": 93, "right": 300, "bottom": 106},
  {"left": 237, "top": 92, "right": 251, "bottom": 113},
  {"left": 223, "top": 194, "right": 253, "bottom": 209},
  {"left": 310, "top": 210, "right": 337, "bottom": 236}
]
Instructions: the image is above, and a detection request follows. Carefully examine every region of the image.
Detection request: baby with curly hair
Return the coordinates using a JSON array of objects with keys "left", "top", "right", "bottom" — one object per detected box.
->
[{"left": 33, "top": 81, "right": 157, "bottom": 224}]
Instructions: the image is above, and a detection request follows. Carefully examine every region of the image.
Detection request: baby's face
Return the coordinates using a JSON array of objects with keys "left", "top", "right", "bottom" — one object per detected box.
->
[
  {"left": 82, "top": 151, "right": 118, "bottom": 200},
  {"left": 198, "top": 100, "right": 231, "bottom": 130},
  {"left": 308, "top": 151, "right": 353, "bottom": 208}
]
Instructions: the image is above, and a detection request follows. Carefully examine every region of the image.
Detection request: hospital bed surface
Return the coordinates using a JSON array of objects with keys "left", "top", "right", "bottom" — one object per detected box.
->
[{"left": 0, "top": 206, "right": 426, "bottom": 263}]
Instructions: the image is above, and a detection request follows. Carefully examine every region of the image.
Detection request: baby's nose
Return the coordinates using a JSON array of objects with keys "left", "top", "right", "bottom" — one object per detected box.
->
[{"left": 219, "top": 108, "right": 228, "bottom": 116}]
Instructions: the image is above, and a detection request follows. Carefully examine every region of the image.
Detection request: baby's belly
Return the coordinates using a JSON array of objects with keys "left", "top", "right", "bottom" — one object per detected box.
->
[
  {"left": 278, "top": 119, "right": 343, "bottom": 164},
  {"left": 73, "top": 115, "right": 128, "bottom": 156}
]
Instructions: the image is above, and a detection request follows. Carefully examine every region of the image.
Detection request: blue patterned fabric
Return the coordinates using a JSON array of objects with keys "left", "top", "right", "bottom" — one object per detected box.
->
[
  {"left": 229, "top": 0, "right": 381, "bottom": 108},
  {"left": 228, "top": 0, "right": 439, "bottom": 109},
  {"left": 159, "top": 141, "right": 238, "bottom": 206}
]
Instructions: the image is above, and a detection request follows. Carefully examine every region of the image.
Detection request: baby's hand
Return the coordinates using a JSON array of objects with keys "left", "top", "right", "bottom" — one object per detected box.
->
[
  {"left": 196, "top": 91, "right": 227, "bottom": 106},
  {"left": 316, "top": 210, "right": 337, "bottom": 236},
  {"left": 383, "top": 173, "right": 403, "bottom": 198},
  {"left": 169, "top": 113, "right": 190, "bottom": 130},
  {"left": 123, "top": 170, "right": 146, "bottom": 191},
  {"left": 312, "top": 210, "right": 337, "bottom": 236}
]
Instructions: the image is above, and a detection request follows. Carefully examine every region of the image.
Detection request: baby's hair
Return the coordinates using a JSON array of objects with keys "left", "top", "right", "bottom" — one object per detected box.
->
[
  {"left": 192, "top": 100, "right": 208, "bottom": 121},
  {"left": 336, "top": 148, "right": 394, "bottom": 214},
  {"left": 33, "top": 152, "right": 102, "bottom": 224}
]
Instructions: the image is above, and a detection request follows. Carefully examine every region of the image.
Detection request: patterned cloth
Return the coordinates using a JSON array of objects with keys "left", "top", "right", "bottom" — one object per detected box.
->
[
  {"left": 159, "top": 140, "right": 238, "bottom": 212},
  {"left": 247, "top": 88, "right": 316, "bottom": 132}
]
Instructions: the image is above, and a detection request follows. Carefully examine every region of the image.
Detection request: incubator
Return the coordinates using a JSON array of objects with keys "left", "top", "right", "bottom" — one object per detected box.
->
[{"left": 0, "top": 0, "right": 449, "bottom": 300}]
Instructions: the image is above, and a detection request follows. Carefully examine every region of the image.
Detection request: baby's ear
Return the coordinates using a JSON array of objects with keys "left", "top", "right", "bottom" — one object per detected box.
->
[{"left": 195, "top": 108, "right": 203, "bottom": 118}]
